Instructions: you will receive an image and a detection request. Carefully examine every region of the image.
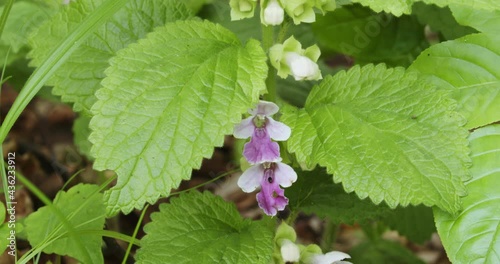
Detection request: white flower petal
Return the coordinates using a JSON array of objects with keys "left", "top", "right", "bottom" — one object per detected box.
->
[
  {"left": 234, "top": 116, "right": 255, "bottom": 139},
  {"left": 285, "top": 52, "right": 320, "bottom": 81},
  {"left": 249, "top": 100, "right": 279, "bottom": 116},
  {"left": 267, "top": 117, "right": 291, "bottom": 141},
  {"left": 280, "top": 239, "right": 300, "bottom": 262},
  {"left": 237, "top": 164, "right": 263, "bottom": 193},
  {"left": 310, "top": 251, "right": 351, "bottom": 264},
  {"left": 274, "top": 162, "right": 297, "bottom": 188},
  {"left": 263, "top": 0, "right": 284, "bottom": 26}
]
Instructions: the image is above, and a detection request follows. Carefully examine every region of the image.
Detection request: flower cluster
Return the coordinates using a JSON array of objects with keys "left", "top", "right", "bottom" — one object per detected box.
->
[
  {"left": 275, "top": 223, "right": 352, "bottom": 264},
  {"left": 234, "top": 101, "right": 297, "bottom": 216},
  {"left": 230, "top": 0, "right": 336, "bottom": 25}
]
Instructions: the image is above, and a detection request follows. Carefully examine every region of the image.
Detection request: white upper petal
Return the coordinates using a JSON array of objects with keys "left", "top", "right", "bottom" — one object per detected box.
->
[
  {"left": 263, "top": 0, "right": 284, "bottom": 26},
  {"left": 249, "top": 100, "right": 279, "bottom": 116},
  {"left": 285, "top": 52, "right": 320, "bottom": 81},
  {"left": 310, "top": 251, "right": 351, "bottom": 264},
  {"left": 280, "top": 239, "right": 300, "bottom": 262},
  {"left": 233, "top": 116, "right": 255, "bottom": 139},
  {"left": 274, "top": 162, "right": 297, "bottom": 188},
  {"left": 266, "top": 117, "right": 291, "bottom": 141},
  {"left": 237, "top": 164, "right": 264, "bottom": 193}
]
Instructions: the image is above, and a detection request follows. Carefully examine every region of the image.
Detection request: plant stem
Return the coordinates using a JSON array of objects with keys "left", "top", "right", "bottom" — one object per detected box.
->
[
  {"left": 277, "top": 17, "right": 291, "bottom": 43},
  {"left": 122, "top": 204, "right": 149, "bottom": 264},
  {"left": 261, "top": 24, "right": 277, "bottom": 103},
  {"left": 320, "top": 219, "right": 338, "bottom": 252}
]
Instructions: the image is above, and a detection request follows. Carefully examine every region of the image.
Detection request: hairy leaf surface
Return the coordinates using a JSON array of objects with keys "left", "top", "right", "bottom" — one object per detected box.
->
[
  {"left": 282, "top": 64, "right": 470, "bottom": 213},
  {"left": 136, "top": 191, "right": 274, "bottom": 264},
  {"left": 90, "top": 20, "right": 267, "bottom": 215},
  {"left": 28, "top": 0, "right": 192, "bottom": 114}
]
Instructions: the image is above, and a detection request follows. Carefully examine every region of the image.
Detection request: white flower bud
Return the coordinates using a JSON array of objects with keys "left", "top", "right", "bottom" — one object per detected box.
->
[
  {"left": 263, "top": 0, "right": 284, "bottom": 26},
  {"left": 285, "top": 52, "right": 320, "bottom": 81},
  {"left": 280, "top": 239, "right": 300, "bottom": 262}
]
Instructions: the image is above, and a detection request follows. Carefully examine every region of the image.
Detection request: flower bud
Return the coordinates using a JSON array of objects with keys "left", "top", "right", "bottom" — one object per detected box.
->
[
  {"left": 230, "top": 0, "right": 257, "bottom": 21},
  {"left": 315, "top": 0, "right": 336, "bottom": 14},
  {"left": 283, "top": 0, "right": 316, "bottom": 24},
  {"left": 269, "top": 36, "right": 322, "bottom": 81},
  {"left": 285, "top": 52, "right": 320, "bottom": 80},
  {"left": 262, "top": 0, "right": 285, "bottom": 26}
]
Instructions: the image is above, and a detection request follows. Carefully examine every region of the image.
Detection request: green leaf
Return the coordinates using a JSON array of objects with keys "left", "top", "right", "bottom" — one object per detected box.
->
[
  {"left": 25, "top": 184, "right": 106, "bottom": 264},
  {"left": 90, "top": 20, "right": 267, "bottom": 215},
  {"left": 312, "top": 5, "right": 427, "bottom": 67},
  {"left": 412, "top": 2, "right": 476, "bottom": 40},
  {"left": 350, "top": 239, "right": 425, "bottom": 264},
  {"left": 383, "top": 205, "right": 436, "bottom": 244},
  {"left": 73, "top": 115, "right": 93, "bottom": 160},
  {"left": 417, "top": 0, "right": 500, "bottom": 12},
  {"left": 281, "top": 64, "right": 470, "bottom": 213},
  {"left": 348, "top": 0, "right": 413, "bottom": 16},
  {"left": 287, "top": 168, "right": 391, "bottom": 224},
  {"left": 434, "top": 125, "right": 500, "bottom": 264},
  {"left": 28, "top": 0, "right": 193, "bottom": 114},
  {"left": 0, "top": 1, "right": 53, "bottom": 53},
  {"left": 0, "top": 224, "right": 9, "bottom": 254},
  {"left": 349, "top": 0, "right": 500, "bottom": 16},
  {"left": 135, "top": 191, "right": 274, "bottom": 264},
  {"left": 409, "top": 33, "right": 500, "bottom": 129},
  {"left": 450, "top": 4, "right": 500, "bottom": 34}
]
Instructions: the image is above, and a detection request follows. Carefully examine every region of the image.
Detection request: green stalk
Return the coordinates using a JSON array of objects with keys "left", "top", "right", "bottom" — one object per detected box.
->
[
  {"left": 261, "top": 24, "right": 277, "bottom": 103},
  {"left": 320, "top": 219, "right": 338, "bottom": 252},
  {"left": 0, "top": 0, "right": 130, "bottom": 143},
  {"left": 169, "top": 169, "right": 240, "bottom": 196},
  {"left": 0, "top": 0, "right": 14, "bottom": 38},
  {"left": 122, "top": 204, "right": 149, "bottom": 264}
]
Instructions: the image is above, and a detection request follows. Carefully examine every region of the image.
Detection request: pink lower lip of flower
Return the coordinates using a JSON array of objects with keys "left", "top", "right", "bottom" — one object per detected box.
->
[
  {"left": 256, "top": 168, "right": 288, "bottom": 216},
  {"left": 243, "top": 127, "right": 280, "bottom": 164}
]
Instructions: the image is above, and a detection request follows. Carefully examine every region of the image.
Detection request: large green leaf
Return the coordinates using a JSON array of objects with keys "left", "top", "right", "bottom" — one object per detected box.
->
[
  {"left": 409, "top": 33, "right": 500, "bottom": 129},
  {"left": 450, "top": 4, "right": 500, "bottom": 34},
  {"left": 135, "top": 191, "right": 274, "bottom": 264},
  {"left": 0, "top": 1, "right": 53, "bottom": 53},
  {"left": 90, "top": 20, "right": 267, "bottom": 215},
  {"left": 418, "top": 0, "right": 500, "bottom": 11},
  {"left": 25, "top": 184, "right": 105, "bottom": 264},
  {"left": 312, "top": 5, "right": 427, "bottom": 67},
  {"left": 349, "top": 0, "right": 500, "bottom": 16},
  {"left": 28, "top": 0, "right": 192, "bottom": 114},
  {"left": 434, "top": 125, "right": 500, "bottom": 264},
  {"left": 287, "top": 168, "right": 391, "bottom": 224},
  {"left": 281, "top": 64, "right": 470, "bottom": 213},
  {"left": 348, "top": 0, "right": 413, "bottom": 16},
  {"left": 412, "top": 2, "right": 476, "bottom": 40}
]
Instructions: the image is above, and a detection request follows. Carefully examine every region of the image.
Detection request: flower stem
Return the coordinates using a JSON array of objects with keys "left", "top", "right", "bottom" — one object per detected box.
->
[
  {"left": 261, "top": 24, "right": 277, "bottom": 103},
  {"left": 277, "top": 17, "right": 291, "bottom": 43},
  {"left": 320, "top": 219, "right": 339, "bottom": 252}
]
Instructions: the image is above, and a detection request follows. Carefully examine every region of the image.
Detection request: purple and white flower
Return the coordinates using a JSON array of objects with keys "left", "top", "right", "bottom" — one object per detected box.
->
[
  {"left": 234, "top": 101, "right": 291, "bottom": 164},
  {"left": 238, "top": 161, "right": 297, "bottom": 216}
]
